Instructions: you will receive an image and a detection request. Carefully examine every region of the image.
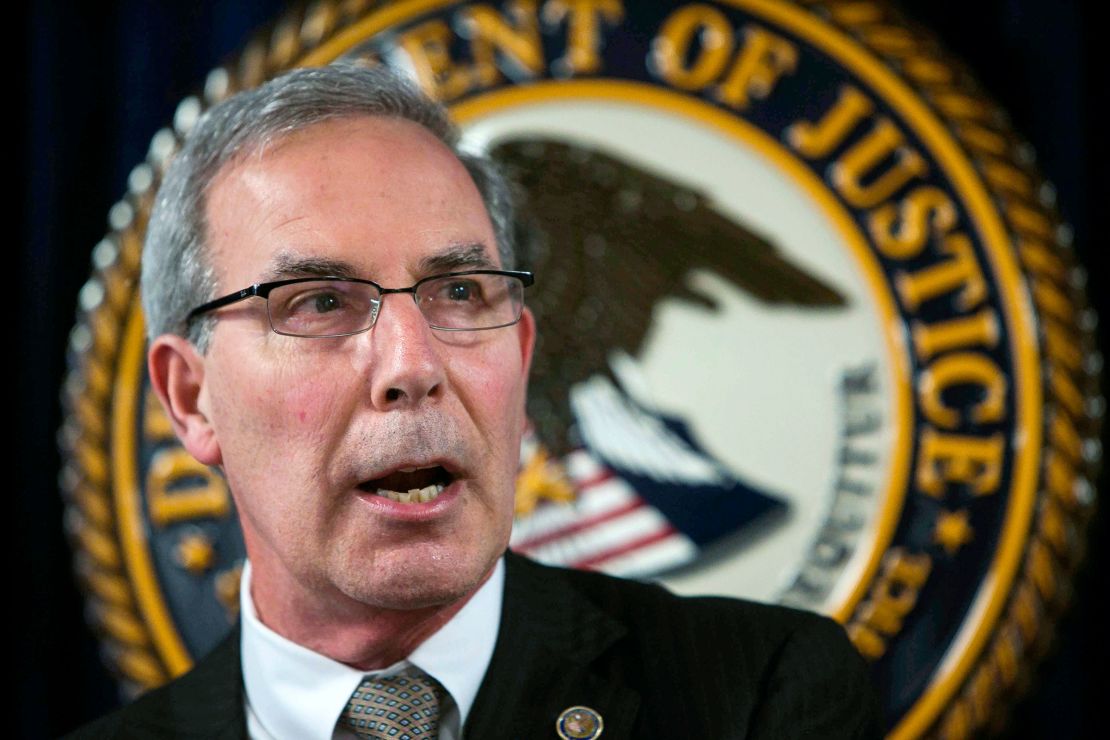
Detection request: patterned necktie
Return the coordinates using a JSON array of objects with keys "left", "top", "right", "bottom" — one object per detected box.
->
[{"left": 339, "top": 670, "right": 445, "bottom": 739}]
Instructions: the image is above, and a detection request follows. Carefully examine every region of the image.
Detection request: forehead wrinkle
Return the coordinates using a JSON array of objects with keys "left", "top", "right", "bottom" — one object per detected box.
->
[{"left": 273, "top": 214, "right": 311, "bottom": 231}]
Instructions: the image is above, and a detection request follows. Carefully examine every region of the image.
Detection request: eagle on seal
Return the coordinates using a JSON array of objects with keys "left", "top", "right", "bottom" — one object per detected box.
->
[{"left": 493, "top": 138, "right": 847, "bottom": 573}]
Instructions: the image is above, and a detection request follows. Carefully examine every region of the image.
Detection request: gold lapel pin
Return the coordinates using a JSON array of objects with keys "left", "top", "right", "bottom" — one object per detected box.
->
[{"left": 556, "top": 705, "right": 604, "bottom": 739}]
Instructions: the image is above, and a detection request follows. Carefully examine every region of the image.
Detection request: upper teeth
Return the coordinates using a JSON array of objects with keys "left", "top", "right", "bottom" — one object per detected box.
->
[{"left": 377, "top": 483, "right": 445, "bottom": 503}]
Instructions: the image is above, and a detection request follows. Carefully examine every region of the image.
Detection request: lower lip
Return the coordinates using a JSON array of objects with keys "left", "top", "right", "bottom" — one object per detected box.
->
[{"left": 353, "top": 479, "right": 463, "bottom": 521}]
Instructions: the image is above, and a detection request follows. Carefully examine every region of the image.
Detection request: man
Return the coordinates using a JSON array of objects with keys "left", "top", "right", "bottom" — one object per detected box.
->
[{"left": 70, "top": 63, "right": 880, "bottom": 739}]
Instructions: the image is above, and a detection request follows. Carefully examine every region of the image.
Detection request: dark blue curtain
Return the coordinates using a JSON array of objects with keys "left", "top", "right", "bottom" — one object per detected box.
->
[{"left": 18, "top": 1, "right": 1104, "bottom": 737}]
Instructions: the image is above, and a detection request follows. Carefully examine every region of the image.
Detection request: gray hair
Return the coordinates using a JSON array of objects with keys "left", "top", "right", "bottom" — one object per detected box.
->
[{"left": 141, "top": 62, "right": 516, "bottom": 350}]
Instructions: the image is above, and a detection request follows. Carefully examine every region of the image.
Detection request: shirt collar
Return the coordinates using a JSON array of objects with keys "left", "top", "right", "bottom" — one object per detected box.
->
[{"left": 241, "top": 557, "right": 504, "bottom": 740}]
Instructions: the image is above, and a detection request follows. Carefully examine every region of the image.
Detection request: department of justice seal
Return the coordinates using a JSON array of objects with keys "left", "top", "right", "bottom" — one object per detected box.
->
[{"left": 60, "top": 1, "right": 1101, "bottom": 737}]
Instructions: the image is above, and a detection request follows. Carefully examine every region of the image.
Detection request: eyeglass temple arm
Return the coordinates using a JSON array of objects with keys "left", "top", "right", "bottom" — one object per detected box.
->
[
  {"left": 186, "top": 285, "right": 263, "bottom": 321},
  {"left": 504, "top": 270, "right": 534, "bottom": 287}
]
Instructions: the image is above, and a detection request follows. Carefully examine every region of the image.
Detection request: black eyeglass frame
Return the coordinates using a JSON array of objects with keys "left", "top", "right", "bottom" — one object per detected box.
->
[{"left": 185, "top": 269, "right": 535, "bottom": 337}]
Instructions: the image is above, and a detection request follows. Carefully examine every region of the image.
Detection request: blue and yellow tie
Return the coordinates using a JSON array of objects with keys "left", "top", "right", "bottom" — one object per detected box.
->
[{"left": 340, "top": 670, "right": 445, "bottom": 739}]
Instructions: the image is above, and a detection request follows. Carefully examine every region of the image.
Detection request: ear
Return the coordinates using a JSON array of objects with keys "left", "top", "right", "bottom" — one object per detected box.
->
[
  {"left": 517, "top": 306, "right": 536, "bottom": 378},
  {"left": 147, "top": 334, "right": 223, "bottom": 466},
  {"left": 515, "top": 307, "right": 536, "bottom": 433}
]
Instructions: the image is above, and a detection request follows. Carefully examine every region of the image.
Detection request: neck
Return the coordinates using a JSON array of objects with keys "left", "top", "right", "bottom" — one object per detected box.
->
[{"left": 247, "top": 561, "right": 494, "bottom": 671}]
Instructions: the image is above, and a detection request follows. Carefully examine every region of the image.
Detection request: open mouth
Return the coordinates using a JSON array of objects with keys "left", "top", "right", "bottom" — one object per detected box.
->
[{"left": 357, "top": 465, "right": 454, "bottom": 504}]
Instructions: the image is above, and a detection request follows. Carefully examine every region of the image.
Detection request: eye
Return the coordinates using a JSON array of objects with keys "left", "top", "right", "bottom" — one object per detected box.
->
[
  {"left": 283, "top": 287, "right": 349, "bottom": 316},
  {"left": 310, "top": 291, "right": 343, "bottom": 313},
  {"left": 445, "top": 279, "right": 481, "bottom": 302}
]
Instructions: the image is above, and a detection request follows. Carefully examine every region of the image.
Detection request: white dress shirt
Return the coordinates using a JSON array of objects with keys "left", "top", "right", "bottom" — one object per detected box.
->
[{"left": 241, "top": 558, "right": 504, "bottom": 740}]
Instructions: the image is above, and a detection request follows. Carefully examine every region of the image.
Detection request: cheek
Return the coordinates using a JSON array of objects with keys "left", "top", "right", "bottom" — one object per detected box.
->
[
  {"left": 281, "top": 375, "right": 343, "bottom": 427},
  {"left": 207, "top": 348, "right": 349, "bottom": 464},
  {"left": 456, "top": 346, "right": 528, "bottom": 445}
]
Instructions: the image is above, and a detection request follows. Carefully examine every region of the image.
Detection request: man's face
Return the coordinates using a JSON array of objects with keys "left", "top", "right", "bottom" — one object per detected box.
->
[{"left": 189, "top": 116, "right": 533, "bottom": 615}]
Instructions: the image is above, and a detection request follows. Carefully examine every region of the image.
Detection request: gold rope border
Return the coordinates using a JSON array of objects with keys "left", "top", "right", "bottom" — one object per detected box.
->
[
  {"left": 797, "top": 1, "right": 1102, "bottom": 737},
  {"left": 59, "top": 179, "right": 161, "bottom": 696},
  {"left": 57, "top": 0, "right": 1101, "bottom": 734}
]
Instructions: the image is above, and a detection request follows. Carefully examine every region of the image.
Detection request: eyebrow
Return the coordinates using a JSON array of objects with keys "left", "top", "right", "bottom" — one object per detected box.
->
[
  {"left": 264, "top": 253, "right": 359, "bottom": 281},
  {"left": 418, "top": 243, "right": 498, "bottom": 274},
  {"left": 262, "top": 243, "right": 498, "bottom": 284}
]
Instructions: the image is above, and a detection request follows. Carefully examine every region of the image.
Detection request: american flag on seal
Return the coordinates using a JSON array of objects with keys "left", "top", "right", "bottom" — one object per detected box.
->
[{"left": 511, "top": 370, "right": 786, "bottom": 578}]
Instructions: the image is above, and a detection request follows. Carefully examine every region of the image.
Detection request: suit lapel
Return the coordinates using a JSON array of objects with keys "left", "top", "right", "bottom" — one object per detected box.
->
[
  {"left": 179, "top": 627, "right": 248, "bottom": 739},
  {"left": 166, "top": 625, "right": 247, "bottom": 739},
  {"left": 118, "top": 625, "right": 246, "bottom": 738},
  {"left": 465, "top": 553, "right": 640, "bottom": 739}
]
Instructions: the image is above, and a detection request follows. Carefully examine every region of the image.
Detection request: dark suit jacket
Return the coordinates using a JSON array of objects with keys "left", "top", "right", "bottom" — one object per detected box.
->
[{"left": 67, "top": 552, "right": 881, "bottom": 739}]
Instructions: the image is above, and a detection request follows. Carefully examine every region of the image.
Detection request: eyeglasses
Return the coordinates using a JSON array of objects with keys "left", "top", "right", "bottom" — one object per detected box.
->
[{"left": 186, "top": 269, "right": 534, "bottom": 338}]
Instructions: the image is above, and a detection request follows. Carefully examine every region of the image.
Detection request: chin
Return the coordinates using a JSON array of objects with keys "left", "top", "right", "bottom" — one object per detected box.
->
[{"left": 336, "top": 546, "right": 498, "bottom": 611}]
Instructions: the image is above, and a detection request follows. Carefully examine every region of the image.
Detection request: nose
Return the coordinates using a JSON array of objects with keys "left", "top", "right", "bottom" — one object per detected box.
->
[{"left": 364, "top": 292, "right": 446, "bottom": 408}]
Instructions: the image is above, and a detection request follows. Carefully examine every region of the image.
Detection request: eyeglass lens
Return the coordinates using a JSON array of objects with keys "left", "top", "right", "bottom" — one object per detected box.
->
[{"left": 266, "top": 274, "right": 525, "bottom": 337}]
